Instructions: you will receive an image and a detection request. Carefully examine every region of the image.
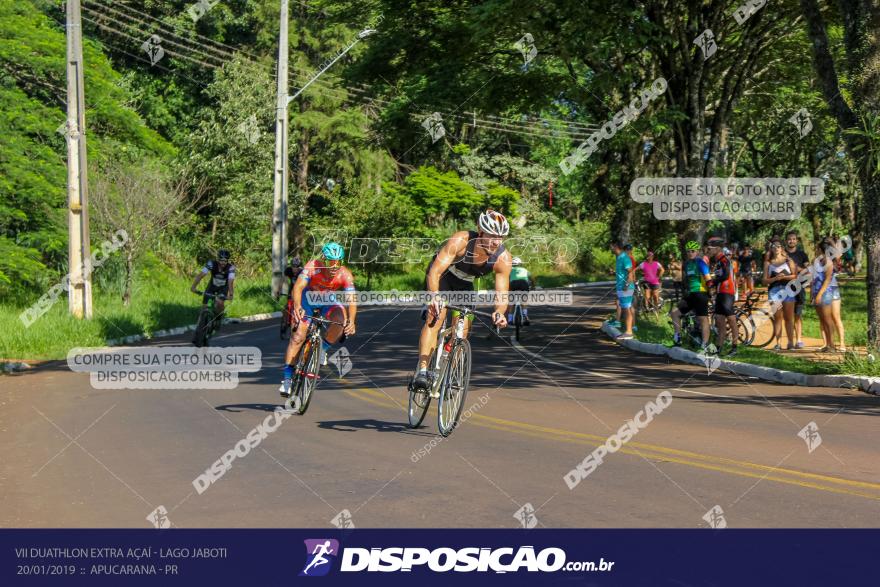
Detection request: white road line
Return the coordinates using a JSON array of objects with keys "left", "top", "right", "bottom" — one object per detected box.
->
[{"left": 673, "top": 387, "right": 735, "bottom": 399}]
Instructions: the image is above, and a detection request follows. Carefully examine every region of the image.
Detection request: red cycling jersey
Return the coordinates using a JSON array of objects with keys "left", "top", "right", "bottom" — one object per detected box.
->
[
  {"left": 713, "top": 254, "right": 736, "bottom": 295},
  {"left": 299, "top": 259, "right": 356, "bottom": 292}
]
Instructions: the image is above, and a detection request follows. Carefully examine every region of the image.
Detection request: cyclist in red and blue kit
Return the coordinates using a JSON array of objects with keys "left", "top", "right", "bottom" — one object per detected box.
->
[
  {"left": 280, "top": 242, "right": 357, "bottom": 397},
  {"left": 706, "top": 237, "right": 738, "bottom": 355}
]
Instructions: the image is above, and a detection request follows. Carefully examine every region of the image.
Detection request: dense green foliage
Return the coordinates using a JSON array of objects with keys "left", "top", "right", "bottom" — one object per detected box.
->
[{"left": 1, "top": 0, "right": 878, "bottom": 352}]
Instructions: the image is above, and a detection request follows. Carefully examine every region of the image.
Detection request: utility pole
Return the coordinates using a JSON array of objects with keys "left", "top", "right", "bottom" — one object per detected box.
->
[
  {"left": 65, "top": 0, "right": 93, "bottom": 318},
  {"left": 271, "top": 0, "right": 289, "bottom": 299}
]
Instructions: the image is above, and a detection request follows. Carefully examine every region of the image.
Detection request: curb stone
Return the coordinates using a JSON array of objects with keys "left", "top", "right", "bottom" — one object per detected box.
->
[
  {"left": 600, "top": 322, "right": 880, "bottom": 396},
  {"left": 105, "top": 311, "right": 283, "bottom": 346}
]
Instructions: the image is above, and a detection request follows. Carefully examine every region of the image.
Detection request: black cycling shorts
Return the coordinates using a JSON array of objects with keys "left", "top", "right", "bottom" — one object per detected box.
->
[
  {"left": 714, "top": 293, "right": 735, "bottom": 317},
  {"left": 678, "top": 292, "right": 709, "bottom": 317},
  {"left": 509, "top": 279, "right": 529, "bottom": 292},
  {"left": 421, "top": 266, "right": 475, "bottom": 321}
]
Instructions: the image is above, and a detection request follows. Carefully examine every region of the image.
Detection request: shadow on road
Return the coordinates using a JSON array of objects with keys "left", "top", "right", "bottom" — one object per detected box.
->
[
  {"left": 316, "top": 418, "right": 422, "bottom": 435},
  {"left": 214, "top": 402, "right": 283, "bottom": 414}
]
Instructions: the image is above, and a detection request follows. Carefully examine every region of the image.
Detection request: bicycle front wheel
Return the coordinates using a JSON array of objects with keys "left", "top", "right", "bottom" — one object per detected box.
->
[
  {"left": 407, "top": 350, "right": 435, "bottom": 428},
  {"left": 438, "top": 339, "right": 472, "bottom": 437},
  {"left": 193, "top": 310, "right": 210, "bottom": 347},
  {"left": 291, "top": 339, "right": 320, "bottom": 415},
  {"left": 514, "top": 305, "right": 522, "bottom": 341}
]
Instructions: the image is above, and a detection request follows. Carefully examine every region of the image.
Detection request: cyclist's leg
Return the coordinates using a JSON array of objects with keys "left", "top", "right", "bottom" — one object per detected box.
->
[
  {"left": 671, "top": 298, "right": 689, "bottom": 337},
  {"left": 322, "top": 304, "right": 346, "bottom": 344},
  {"left": 418, "top": 305, "right": 448, "bottom": 371},
  {"left": 285, "top": 319, "right": 311, "bottom": 364},
  {"left": 280, "top": 318, "right": 311, "bottom": 396},
  {"left": 694, "top": 293, "right": 710, "bottom": 346}
]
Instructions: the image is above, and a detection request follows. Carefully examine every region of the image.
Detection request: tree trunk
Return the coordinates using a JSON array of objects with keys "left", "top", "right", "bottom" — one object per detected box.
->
[
  {"left": 860, "top": 174, "right": 880, "bottom": 347},
  {"left": 123, "top": 249, "right": 134, "bottom": 307},
  {"left": 799, "top": 0, "right": 880, "bottom": 347}
]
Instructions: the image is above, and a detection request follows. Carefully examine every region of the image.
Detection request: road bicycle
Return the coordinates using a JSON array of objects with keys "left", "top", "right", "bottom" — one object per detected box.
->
[
  {"left": 280, "top": 296, "right": 295, "bottom": 339},
  {"left": 636, "top": 280, "right": 669, "bottom": 318},
  {"left": 677, "top": 303, "right": 750, "bottom": 354},
  {"left": 283, "top": 309, "right": 347, "bottom": 415},
  {"left": 192, "top": 291, "right": 226, "bottom": 347},
  {"left": 510, "top": 296, "right": 526, "bottom": 341},
  {"left": 407, "top": 304, "right": 473, "bottom": 437}
]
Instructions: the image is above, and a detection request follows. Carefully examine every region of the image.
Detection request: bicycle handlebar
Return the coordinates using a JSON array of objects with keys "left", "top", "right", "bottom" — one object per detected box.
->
[
  {"left": 308, "top": 315, "right": 347, "bottom": 327},
  {"left": 443, "top": 304, "right": 475, "bottom": 315}
]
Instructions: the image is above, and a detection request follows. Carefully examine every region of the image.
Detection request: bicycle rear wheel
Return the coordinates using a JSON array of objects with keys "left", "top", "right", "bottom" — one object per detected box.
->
[
  {"left": 736, "top": 312, "right": 756, "bottom": 346},
  {"left": 749, "top": 309, "right": 775, "bottom": 348},
  {"left": 280, "top": 304, "right": 292, "bottom": 340},
  {"left": 438, "top": 339, "right": 472, "bottom": 437}
]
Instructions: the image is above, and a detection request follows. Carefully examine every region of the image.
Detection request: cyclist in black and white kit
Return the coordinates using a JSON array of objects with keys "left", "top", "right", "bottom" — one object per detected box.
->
[
  {"left": 190, "top": 249, "right": 236, "bottom": 317},
  {"left": 412, "top": 210, "right": 512, "bottom": 393}
]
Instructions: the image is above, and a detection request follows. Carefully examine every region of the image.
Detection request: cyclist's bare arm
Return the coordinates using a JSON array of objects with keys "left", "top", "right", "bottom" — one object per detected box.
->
[
  {"left": 493, "top": 252, "right": 512, "bottom": 324},
  {"left": 292, "top": 276, "right": 308, "bottom": 319},
  {"left": 227, "top": 278, "right": 235, "bottom": 300},
  {"left": 345, "top": 294, "right": 358, "bottom": 335}
]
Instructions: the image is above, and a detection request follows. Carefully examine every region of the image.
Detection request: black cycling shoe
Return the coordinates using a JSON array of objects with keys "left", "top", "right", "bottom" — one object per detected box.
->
[
  {"left": 523, "top": 318, "right": 531, "bottom": 326},
  {"left": 413, "top": 371, "right": 429, "bottom": 391}
]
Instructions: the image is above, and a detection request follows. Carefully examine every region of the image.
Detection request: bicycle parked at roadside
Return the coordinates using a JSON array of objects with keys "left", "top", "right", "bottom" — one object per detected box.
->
[
  {"left": 407, "top": 304, "right": 473, "bottom": 437},
  {"left": 734, "top": 290, "right": 774, "bottom": 348},
  {"left": 636, "top": 279, "right": 668, "bottom": 317}
]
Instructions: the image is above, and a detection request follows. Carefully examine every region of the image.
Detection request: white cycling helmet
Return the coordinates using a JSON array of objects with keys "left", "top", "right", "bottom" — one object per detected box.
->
[
  {"left": 478, "top": 209, "right": 510, "bottom": 236},
  {"left": 511, "top": 257, "right": 523, "bottom": 266}
]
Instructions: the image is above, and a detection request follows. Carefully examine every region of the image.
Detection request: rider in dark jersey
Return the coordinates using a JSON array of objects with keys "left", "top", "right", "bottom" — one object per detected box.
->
[
  {"left": 413, "top": 210, "right": 512, "bottom": 393},
  {"left": 284, "top": 256, "right": 304, "bottom": 299},
  {"left": 190, "top": 249, "right": 235, "bottom": 314}
]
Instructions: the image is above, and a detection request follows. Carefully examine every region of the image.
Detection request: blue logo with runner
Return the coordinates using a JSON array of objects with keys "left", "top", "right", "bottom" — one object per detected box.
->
[{"left": 300, "top": 539, "right": 339, "bottom": 577}]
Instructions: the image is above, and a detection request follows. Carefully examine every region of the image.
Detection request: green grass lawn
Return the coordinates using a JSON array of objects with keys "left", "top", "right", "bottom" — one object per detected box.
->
[
  {"left": 631, "top": 293, "right": 879, "bottom": 377},
  {"left": 2, "top": 263, "right": 280, "bottom": 361}
]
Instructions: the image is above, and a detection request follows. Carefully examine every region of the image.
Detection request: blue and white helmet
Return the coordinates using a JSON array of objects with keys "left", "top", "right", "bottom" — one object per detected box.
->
[{"left": 321, "top": 242, "right": 345, "bottom": 261}]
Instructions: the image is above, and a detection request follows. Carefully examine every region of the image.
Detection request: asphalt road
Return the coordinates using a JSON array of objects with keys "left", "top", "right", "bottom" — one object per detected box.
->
[{"left": 3, "top": 285, "right": 879, "bottom": 528}]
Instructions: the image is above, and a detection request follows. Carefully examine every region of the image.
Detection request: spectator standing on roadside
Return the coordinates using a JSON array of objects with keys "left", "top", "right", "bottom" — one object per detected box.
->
[
  {"left": 668, "top": 256, "right": 683, "bottom": 299},
  {"left": 764, "top": 238, "right": 797, "bottom": 350},
  {"left": 609, "top": 241, "right": 635, "bottom": 339},
  {"left": 811, "top": 237, "right": 846, "bottom": 352},
  {"left": 738, "top": 245, "right": 756, "bottom": 295},
  {"left": 706, "top": 238, "right": 739, "bottom": 355},
  {"left": 785, "top": 231, "right": 809, "bottom": 349},
  {"left": 638, "top": 250, "right": 665, "bottom": 310}
]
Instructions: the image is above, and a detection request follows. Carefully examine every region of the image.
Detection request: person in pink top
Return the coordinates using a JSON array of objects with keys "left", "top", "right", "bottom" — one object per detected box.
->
[{"left": 638, "top": 250, "right": 665, "bottom": 310}]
